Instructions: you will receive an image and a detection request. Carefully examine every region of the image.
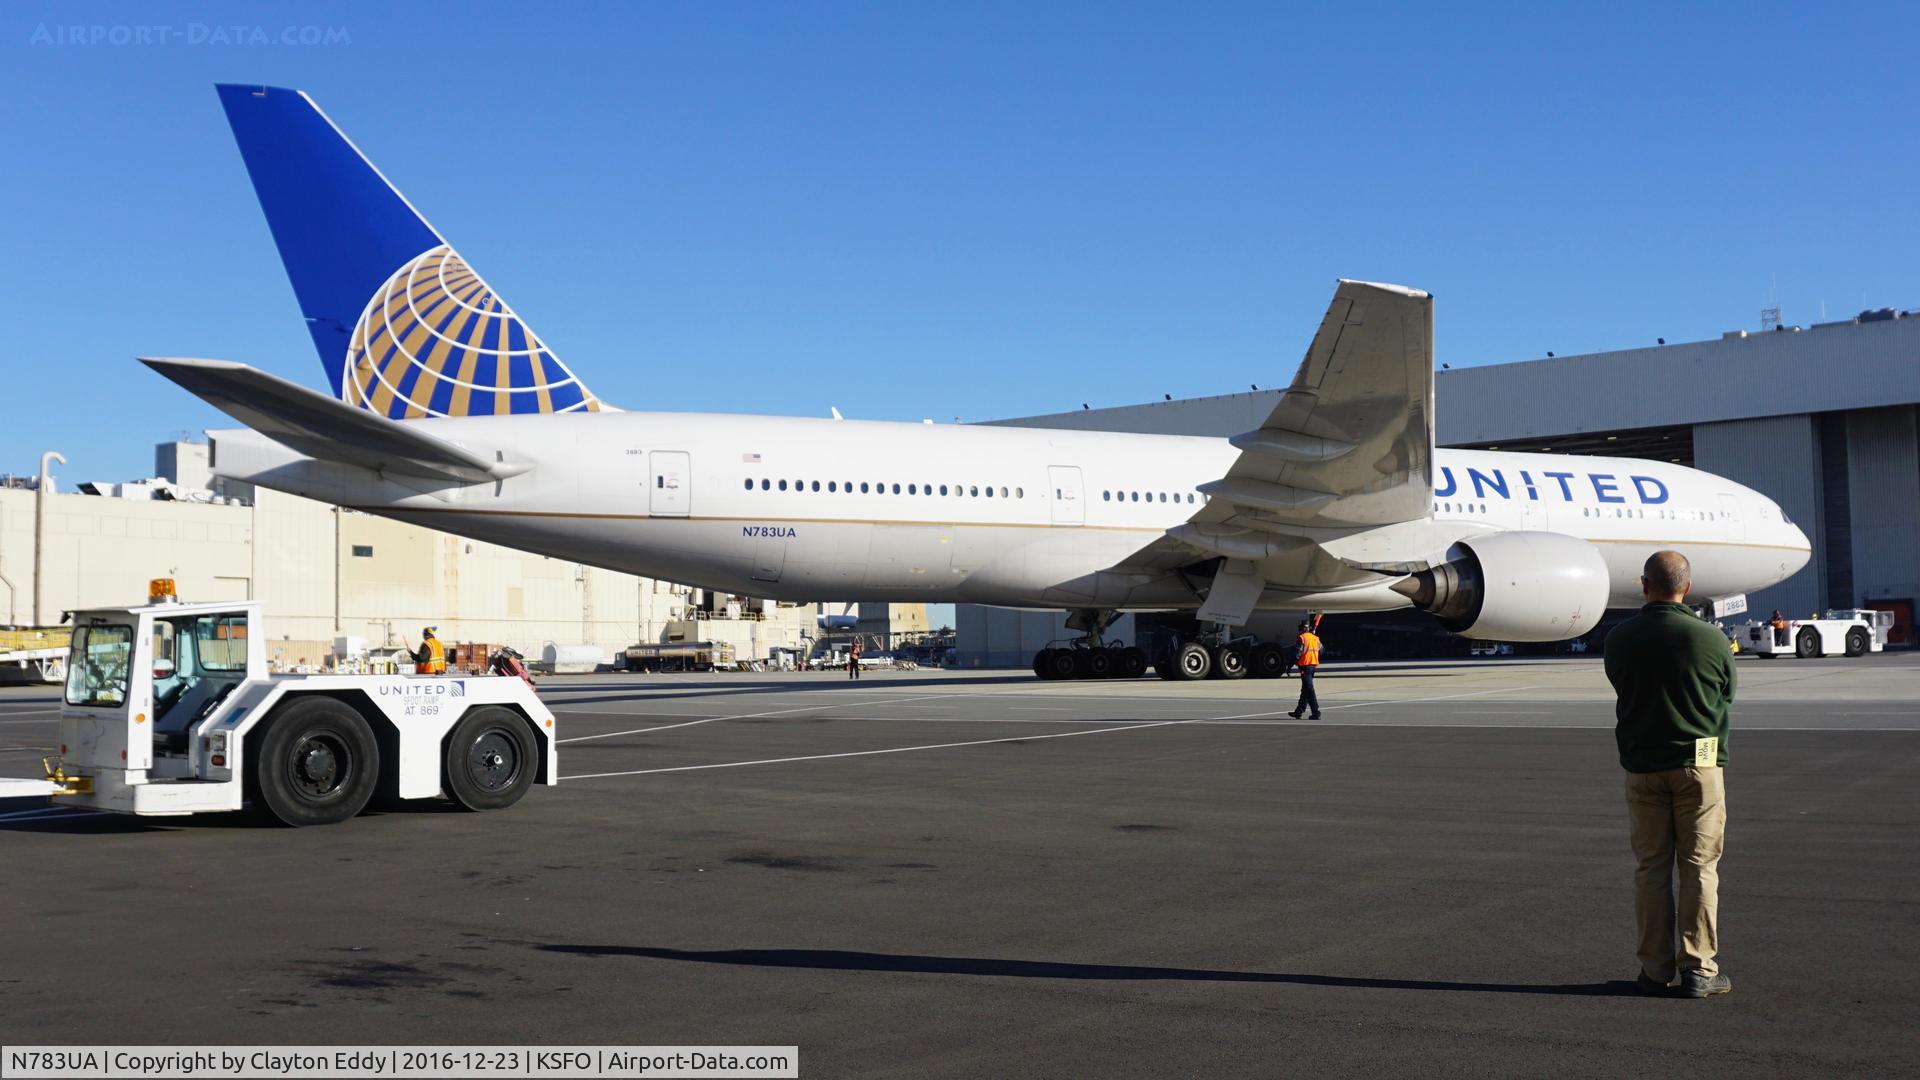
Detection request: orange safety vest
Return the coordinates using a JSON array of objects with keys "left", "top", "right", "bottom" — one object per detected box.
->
[
  {"left": 423, "top": 637, "right": 447, "bottom": 675},
  {"left": 1297, "top": 632, "right": 1321, "bottom": 667}
]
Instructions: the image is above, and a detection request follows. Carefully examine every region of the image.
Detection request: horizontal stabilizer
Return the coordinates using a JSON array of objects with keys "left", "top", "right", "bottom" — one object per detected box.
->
[{"left": 141, "top": 357, "right": 529, "bottom": 484}]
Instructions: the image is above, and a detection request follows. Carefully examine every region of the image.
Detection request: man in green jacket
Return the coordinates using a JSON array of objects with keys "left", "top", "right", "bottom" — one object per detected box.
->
[{"left": 1603, "top": 550, "right": 1735, "bottom": 999}]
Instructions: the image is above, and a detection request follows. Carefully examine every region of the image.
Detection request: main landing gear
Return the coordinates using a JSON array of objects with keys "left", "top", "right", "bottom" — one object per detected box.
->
[
  {"left": 1028, "top": 610, "right": 1294, "bottom": 682},
  {"left": 1153, "top": 629, "right": 1292, "bottom": 682},
  {"left": 1032, "top": 642, "right": 1150, "bottom": 681},
  {"left": 1031, "top": 608, "right": 1149, "bottom": 681}
]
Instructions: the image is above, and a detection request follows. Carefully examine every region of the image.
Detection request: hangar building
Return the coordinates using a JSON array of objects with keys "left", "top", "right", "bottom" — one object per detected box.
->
[{"left": 958, "top": 309, "right": 1920, "bottom": 666}]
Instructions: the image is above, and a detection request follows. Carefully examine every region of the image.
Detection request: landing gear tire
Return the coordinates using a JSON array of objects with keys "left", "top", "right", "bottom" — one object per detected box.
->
[
  {"left": 444, "top": 706, "right": 538, "bottom": 811},
  {"left": 1085, "top": 649, "right": 1114, "bottom": 679},
  {"left": 253, "top": 696, "right": 379, "bottom": 827},
  {"left": 1845, "top": 627, "right": 1869, "bottom": 658},
  {"left": 1796, "top": 628, "right": 1820, "bottom": 659},
  {"left": 1045, "top": 649, "right": 1083, "bottom": 680},
  {"left": 1115, "top": 647, "right": 1148, "bottom": 680},
  {"left": 1211, "top": 644, "right": 1249, "bottom": 680},
  {"left": 1033, "top": 649, "right": 1056, "bottom": 679},
  {"left": 1171, "top": 642, "right": 1212, "bottom": 681},
  {"left": 1248, "top": 642, "right": 1288, "bottom": 679}
]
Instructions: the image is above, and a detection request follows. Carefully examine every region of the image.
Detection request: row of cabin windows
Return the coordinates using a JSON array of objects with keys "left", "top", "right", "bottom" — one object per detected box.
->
[
  {"left": 1582, "top": 507, "right": 1727, "bottom": 520},
  {"left": 745, "top": 477, "right": 1023, "bottom": 499},
  {"left": 1103, "top": 490, "right": 1200, "bottom": 504},
  {"left": 1434, "top": 501, "right": 1731, "bottom": 522}
]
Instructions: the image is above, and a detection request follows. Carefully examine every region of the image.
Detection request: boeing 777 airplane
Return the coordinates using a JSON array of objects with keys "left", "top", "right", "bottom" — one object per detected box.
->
[{"left": 145, "top": 84, "right": 1812, "bottom": 680}]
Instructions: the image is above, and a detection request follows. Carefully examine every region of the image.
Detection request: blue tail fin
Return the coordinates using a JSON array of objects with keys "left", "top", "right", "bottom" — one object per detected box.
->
[{"left": 216, "top": 84, "right": 603, "bottom": 417}]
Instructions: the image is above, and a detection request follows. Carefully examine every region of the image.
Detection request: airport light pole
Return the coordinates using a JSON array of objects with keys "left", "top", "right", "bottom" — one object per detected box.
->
[{"left": 34, "top": 451, "right": 65, "bottom": 627}]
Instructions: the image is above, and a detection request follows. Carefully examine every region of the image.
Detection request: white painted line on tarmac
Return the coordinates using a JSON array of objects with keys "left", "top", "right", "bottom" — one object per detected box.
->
[
  {"left": 1205, "top": 684, "right": 1544, "bottom": 722},
  {"left": 556, "top": 691, "right": 979, "bottom": 744},
  {"left": 554, "top": 682, "right": 1548, "bottom": 744},
  {"left": 561, "top": 714, "right": 1225, "bottom": 781},
  {"left": 1737, "top": 725, "right": 1920, "bottom": 732},
  {"left": 821, "top": 716, "right": 1167, "bottom": 725}
]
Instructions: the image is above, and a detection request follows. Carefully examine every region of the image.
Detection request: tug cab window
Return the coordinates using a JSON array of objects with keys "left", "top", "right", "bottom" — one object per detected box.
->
[
  {"left": 65, "top": 624, "right": 133, "bottom": 707},
  {"left": 152, "top": 614, "right": 249, "bottom": 746}
]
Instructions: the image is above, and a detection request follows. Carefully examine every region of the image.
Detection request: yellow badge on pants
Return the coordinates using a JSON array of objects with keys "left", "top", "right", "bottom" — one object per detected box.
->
[{"left": 1693, "top": 737, "right": 1720, "bottom": 768}]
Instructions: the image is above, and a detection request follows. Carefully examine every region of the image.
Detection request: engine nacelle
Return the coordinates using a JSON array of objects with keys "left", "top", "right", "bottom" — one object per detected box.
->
[{"left": 1390, "top": 531, "right": 1609, "bottom": 641}]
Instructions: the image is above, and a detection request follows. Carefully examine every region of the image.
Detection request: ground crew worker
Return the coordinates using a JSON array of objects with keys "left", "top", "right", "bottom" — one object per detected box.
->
[
  {"left": 1769, "top": 609, "right": 1789, "bottom": 647},
  {"left": 1603, "top": 551, "right": 1735, "bottom": 999},
  {"left": 415, "top": 627, "right": 447, "bottom": 675},
  {"left": 1286, "top": 617, "right": 1322, "bottom": 720},
  {"left": 848, "top": 640, "right": 862, "bottom": 680}
]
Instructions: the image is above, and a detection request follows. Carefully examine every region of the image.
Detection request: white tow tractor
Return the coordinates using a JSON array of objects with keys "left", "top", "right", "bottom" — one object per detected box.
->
[
  {"left": 1738, "top": 609, "right": 1893, "bottom": 659},
  {"left": 35, "top": 580, "right": 555, "bottom": 825}
]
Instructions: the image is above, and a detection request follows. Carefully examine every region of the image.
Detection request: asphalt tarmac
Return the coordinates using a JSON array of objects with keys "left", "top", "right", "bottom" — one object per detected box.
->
[{"left": 2, "top": 654, "right": 1915, "bottom": 1077}]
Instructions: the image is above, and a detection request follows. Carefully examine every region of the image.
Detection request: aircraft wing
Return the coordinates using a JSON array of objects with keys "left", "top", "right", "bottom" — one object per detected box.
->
[
  {"left": 1109, "top": 280, "right": 1437, "bottom": 623},
  {"left": 141, "top": 357, "right": 529, "bottom": 485},
  {"left": 1202, "top": 279, "right": 1432, "bottom": 529}
]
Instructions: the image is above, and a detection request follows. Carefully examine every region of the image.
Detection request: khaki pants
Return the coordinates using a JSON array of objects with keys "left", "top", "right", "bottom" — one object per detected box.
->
[{"left": 1625, "top": 766, "right": 1726, "bottom": 981}]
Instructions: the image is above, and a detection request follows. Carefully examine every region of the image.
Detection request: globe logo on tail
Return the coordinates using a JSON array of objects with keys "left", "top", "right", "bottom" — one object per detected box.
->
[{"left": 345, "top": 245, "right": 602, "bottom": 418}]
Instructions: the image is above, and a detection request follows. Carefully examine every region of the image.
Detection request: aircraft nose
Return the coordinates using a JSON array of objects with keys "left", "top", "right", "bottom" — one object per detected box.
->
[{"left": 1787, "top": 521, "right": 1812, "bottom": 573}]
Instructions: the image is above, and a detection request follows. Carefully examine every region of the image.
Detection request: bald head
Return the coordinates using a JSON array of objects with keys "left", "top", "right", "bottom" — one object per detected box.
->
[{"left": 1642, "top": 550, "right": 1692, "bottom": 602}]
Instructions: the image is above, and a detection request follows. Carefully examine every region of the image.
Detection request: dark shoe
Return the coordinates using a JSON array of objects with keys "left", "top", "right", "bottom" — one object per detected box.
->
[
  {"left": 1309, "top": 713, "right": 1323, "bottom": 720},
  {"left": 1635, "top": 972, "right": 1671, "bottom": 996},
  {"left": 1287, "top": 710, "right": 1304, "bottom": 719},
  {"left": 1679, "top": 970, "right": 1731, "bottom": 998}
]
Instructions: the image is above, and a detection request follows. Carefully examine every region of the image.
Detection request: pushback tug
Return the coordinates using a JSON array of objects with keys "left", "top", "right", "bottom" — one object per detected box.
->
[{"left": 39, "top": 580, "right": 554, "bottom": 825}]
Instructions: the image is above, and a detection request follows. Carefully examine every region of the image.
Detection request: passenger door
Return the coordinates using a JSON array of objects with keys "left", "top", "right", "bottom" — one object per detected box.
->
[
  {"left": 1048, "top": 465, "right": 1084, "bottom": 526},
  {"left": 1520, "top": 498, "right": 1544, "bottom": 532},
  {"left": 1718, "top": 493, "right": 1744, "bottom": 542},
  {"left": 649, "top": 451, "right": 691, "bottom": 517}
]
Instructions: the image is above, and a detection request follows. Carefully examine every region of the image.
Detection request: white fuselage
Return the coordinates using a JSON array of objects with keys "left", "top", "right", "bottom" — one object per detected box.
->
[{"left": 213, "top": 410, "right": 1812, "bottom": 614}]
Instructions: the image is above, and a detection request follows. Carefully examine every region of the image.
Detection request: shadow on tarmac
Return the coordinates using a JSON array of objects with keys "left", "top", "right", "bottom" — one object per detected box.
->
[
  {"left": 540, "top": 945, "right": 1636, "bottom": 997},
  {"left": 0, "top": 794, "right": 465, "bottom": 832}
]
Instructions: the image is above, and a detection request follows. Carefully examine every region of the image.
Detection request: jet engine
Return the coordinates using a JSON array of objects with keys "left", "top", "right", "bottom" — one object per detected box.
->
[{"left": 1389, "top": 531, "right": 1609, "bottom": 641}]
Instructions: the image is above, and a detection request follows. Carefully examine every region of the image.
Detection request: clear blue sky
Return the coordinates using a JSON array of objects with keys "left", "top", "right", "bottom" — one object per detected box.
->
[{"left": 4, "top": 1, "right": 1916, "bottom": 485}]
